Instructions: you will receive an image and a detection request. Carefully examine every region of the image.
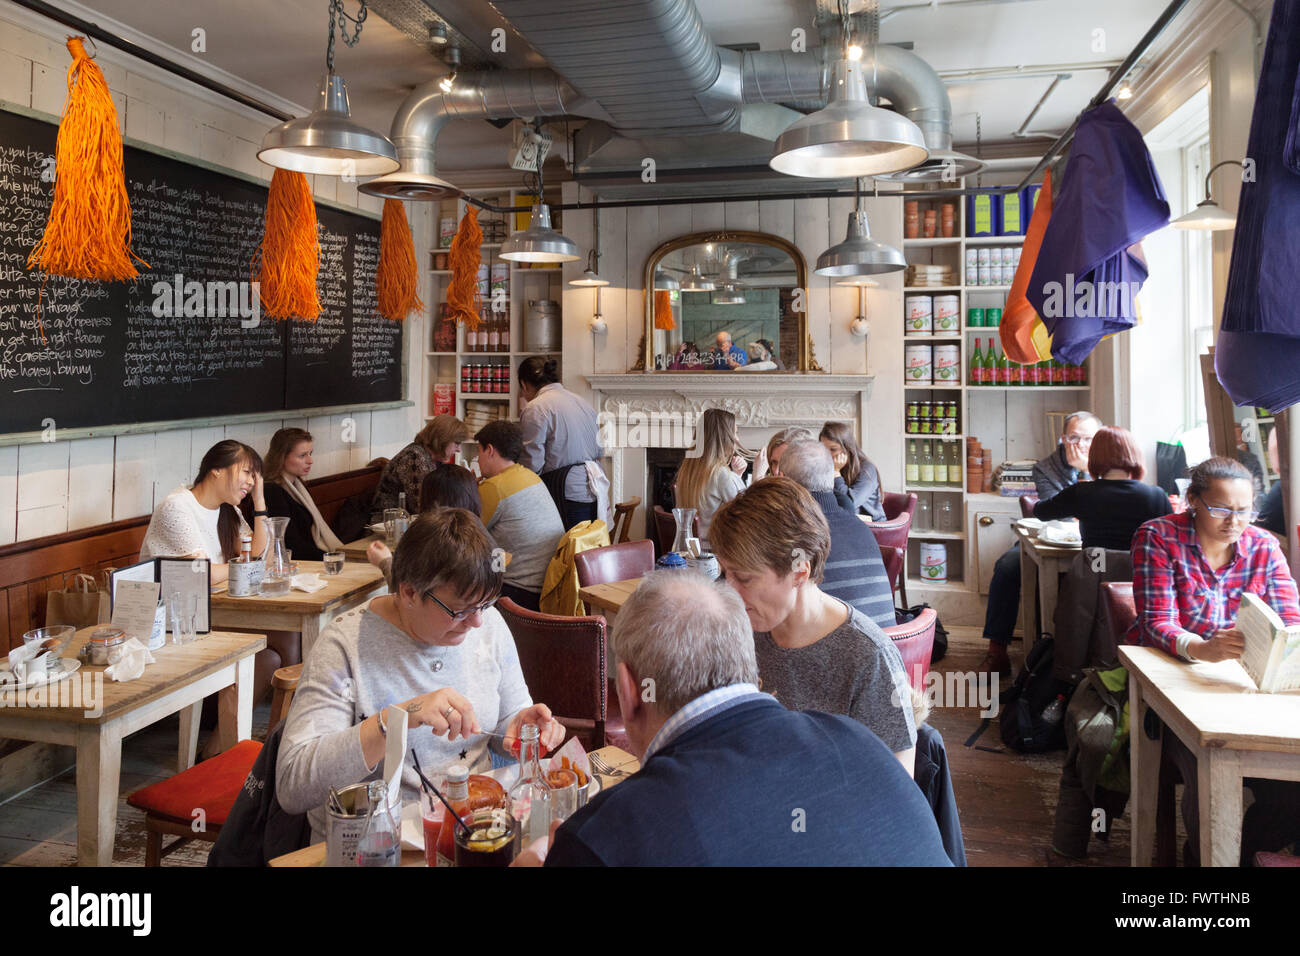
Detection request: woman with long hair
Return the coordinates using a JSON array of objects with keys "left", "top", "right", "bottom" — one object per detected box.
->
[
  {"left": 241, "top": 428, "right": 344, "bottom": 562},
  {"left": 140, "top": 440, "right": 268, "bottom": 585},
  {"left": 819, "top": 421, "right": 885, "bottom": 521},
  {"left": 674, "top": 408, "right": 753, "bottom": 543},
  {"left": 372, "top": 414, "right": 470, "bottom": 514}
]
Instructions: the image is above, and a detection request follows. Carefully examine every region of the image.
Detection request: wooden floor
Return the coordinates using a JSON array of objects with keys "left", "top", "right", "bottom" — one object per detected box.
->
[{"left": 0, "top": 627, "right": 1157, "bottom": 867}]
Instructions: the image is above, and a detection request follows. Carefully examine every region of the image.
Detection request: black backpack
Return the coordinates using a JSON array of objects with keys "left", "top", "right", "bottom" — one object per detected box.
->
[{"left": 998, "top": 637, "right": 1074, "bottom": 753}]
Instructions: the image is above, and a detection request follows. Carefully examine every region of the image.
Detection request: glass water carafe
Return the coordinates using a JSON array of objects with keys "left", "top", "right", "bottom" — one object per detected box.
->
[
  {"left": 261, "top": 515, "right": 293, "bottom": 595},
  {"left": 671, "top": 507, "right": 696, "bottom": 555}
]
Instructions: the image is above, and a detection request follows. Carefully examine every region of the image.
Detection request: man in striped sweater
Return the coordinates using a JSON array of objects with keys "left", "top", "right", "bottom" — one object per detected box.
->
[{"left": 776, "top": 440, "right": 896, "bottom": 629}]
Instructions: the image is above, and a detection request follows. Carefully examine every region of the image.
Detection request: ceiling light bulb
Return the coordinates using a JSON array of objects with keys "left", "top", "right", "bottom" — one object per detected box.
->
[
  {"left": 848, "top": 44, "right": 863, "bottom": 61},
  {"left": 439, "top": 72, "right": 456, "bottom": 94},
  {"left": 1117, "top": 83, "right": 1133, "bottom": 100},
  {"left": 428, "top": 23, "right": 448, "bottom": 46}
]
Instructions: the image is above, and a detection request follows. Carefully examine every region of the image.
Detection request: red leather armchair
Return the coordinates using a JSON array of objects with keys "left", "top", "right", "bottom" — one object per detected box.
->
[
  {"left": 869, "top": 493, "right": 917, "bottom": 607},
  {"left": 496, "top": 598, "right": 629, "bottom": 752},
  {"left": 882, "top": 606, "right": 936, "bottom": 693},
  {"left": 882, "top": 492, "right": 918, "bottom": 523},
  {"left": 575, "top": 540, "right": 655, "bottom": 589},
  {"left": 881, "top": 546, "right": 905, "bottom": 607},
  {"left": 1101, "top": 582, "right": 1137, "bottom": 642},
  {"left": 1020, "top": 495, "right": 1040, "bottom": 518}
]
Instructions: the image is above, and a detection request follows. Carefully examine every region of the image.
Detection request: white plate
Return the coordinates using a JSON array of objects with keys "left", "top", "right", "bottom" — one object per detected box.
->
[
  {"left": 0, "top": 657, "right": 82, "bottom": 692},
  {"left": 367, "top": 523, "right": 387, "bottom": 535}
]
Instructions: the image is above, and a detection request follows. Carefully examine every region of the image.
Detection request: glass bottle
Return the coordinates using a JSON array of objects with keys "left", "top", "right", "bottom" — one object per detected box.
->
[
  {"left": 436, "top": 765, "right": 472, "bottom": 867},
  {"left": 968, "top": 338, "right": 983, "bottom": 386},
  {"left": 488, "top": 314, "right": 501, "bottom": 352},
  {"left": 994, "top": 344, "right": 1008, "bottom": 386},
  {"left": 500, "top": 314, "right": 511, "bottom": 353},
  {"left": 934, "top": 439, "right": 949, "bottom": 486},
  {"left": 948, "top": 442, "right": 962, "bottom": 487},
  {"left": 507, "top": 724, "right": 553, "bottom": 844},
  {"left": 937, "top": 496, "right": 954, "bottom": 533},
  {"left": 919, "top": 441, "right": 935, "bottom": 486},
  {"left": 355, "top": 780, "right": 400, "bottom": 866},
  {"left": 905, "top": 441, "right": 920, "bottom": 486}
]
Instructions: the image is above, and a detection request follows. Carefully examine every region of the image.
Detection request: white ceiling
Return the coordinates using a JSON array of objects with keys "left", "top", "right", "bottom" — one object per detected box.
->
[{"left": 71, "top": 0, "right": 1191, "bottom": 174}]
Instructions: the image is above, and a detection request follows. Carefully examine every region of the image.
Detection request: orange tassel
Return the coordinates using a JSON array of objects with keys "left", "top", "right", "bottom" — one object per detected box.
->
[
  {"left": 27, "top": 36, "right": 146, "bottom": 282},
  {"left": 376, "top": 199, "right": 423, "bottom": 320},
  {"left": 654, "top": 290, "right": 675, "bottom": 330},
  {"left": 255, "top": 169, "right": 319, "bottom": 320},
  {"left": 445, "top": 208, "right": 483, "bottom": 331}
]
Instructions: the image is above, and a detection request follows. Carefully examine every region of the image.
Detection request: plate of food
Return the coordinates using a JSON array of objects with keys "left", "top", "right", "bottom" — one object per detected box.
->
[
  {"left": 1015, "top": 517, "right": 1045, "bottom": 536},
  {"left": 1038, "top": 520, "right": 1083, "bottom": 547},
  {"left": 0, "top": 656, "right": 81, "bottom": 692}
]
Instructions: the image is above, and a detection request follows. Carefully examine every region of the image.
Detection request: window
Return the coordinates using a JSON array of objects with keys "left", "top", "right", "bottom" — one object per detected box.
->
[{"left": 1183, "top": 135, "right": 1213, "bottom": 430}]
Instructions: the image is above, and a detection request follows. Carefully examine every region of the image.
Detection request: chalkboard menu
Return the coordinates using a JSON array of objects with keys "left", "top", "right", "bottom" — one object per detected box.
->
[{"left": 0, "top": 106, "right": 402, "bottom": 437}]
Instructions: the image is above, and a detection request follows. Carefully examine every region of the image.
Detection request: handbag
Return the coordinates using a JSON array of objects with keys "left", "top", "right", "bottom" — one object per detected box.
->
[{"left": 44, "top": 572, "right": 109, "bottom": 630}]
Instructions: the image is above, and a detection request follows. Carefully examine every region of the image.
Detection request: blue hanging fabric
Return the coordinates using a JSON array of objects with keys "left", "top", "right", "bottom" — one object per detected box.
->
[
  {"left": 1217, "top": 0, "right": 1300, "bottom": 411},
  {"left": 1025, "top": 100, "right": 1170, "bottom": 366}
]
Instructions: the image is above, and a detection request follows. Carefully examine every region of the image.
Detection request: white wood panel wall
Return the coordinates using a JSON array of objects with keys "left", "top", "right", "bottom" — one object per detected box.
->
[
  {"left": 560, "top": 182, "right": 905, "bottom": 498},
  {"left": 0, "top": 10, "right": 429, "bottom": 546}
]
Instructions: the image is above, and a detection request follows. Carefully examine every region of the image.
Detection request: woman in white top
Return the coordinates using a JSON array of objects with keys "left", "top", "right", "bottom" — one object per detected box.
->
[
  {"left": 673, "top": 408, "right": 752, "bottom": 543},
  {"left": 140, "top": 440, "right": 269, "bottom": 585}
]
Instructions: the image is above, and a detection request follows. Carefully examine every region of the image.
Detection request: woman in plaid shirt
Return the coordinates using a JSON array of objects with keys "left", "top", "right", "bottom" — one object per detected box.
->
[{"left": 1129, "top": 456, "right": 1300, "bottom": 864}]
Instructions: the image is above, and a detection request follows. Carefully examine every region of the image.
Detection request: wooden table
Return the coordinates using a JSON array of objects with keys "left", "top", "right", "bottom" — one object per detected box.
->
[
  {"left": 578, "top": 578, "right": 642, "bottom": 620},
  {"left": 0, "top": 628, "right": 264, "bottom": 866},
  {"left": 1013, "top": 524, "right": 1080, "bottom": 649},
  {"left": 209, "top": 560, "right": 385, "bottom": 661},
  {"left": 267, "top": 745, "right": 641, "bottom": 867},
  {"left": 341, "top": 535, "right": 382, "bottom": 561},
  {"left": 1121, "top": 645, "right": 1300, "bottom": 867}
]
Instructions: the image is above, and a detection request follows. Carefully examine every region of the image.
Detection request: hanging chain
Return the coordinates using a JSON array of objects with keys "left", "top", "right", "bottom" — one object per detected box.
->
[
  {"left": 838, "top": 0, "right": 851, "bottom": 54},
  {"left": 864, "top": 0, "right": 879, "bottom": 46},
  {"left": 326, "top": 0, "right": 369, "bottom": 73}
]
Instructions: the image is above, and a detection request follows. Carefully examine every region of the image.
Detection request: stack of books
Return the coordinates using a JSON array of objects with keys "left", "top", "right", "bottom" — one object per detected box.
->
[{"left": 996, "top": 460, "right": 1038, "bottom": 496}]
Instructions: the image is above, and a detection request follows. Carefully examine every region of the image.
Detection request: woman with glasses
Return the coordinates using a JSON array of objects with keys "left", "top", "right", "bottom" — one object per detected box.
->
[
  {"left": 1129, "top": 455, "right": 1300, "bottom": 864},
  {"left": 277, "top": 509, "right": 565, "bottom": 844}
]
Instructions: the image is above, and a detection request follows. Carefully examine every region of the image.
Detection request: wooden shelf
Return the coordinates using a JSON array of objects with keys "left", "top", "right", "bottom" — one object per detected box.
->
[
  {"left": 906, "top": 485, "right": 966, "bottom": 495},
  {"left": 904, "top": 285, "right": 962, "bottom": 293},
  {"left": 969, "top": 385, "right": 1090, "bottom": 391},
  {"left": 904, "top": 334, "right": 963, "bottom": 342},
  {"left": 459, "top": 392, "right": 510, "bottom": 401},
  {"left": 964, "top": 235, "right": 1026, "bottom": 244},
  {"left": 965, "top": 285, "right": 1012, "bottom": 292},
  {"left": 903, "top": 237, "right": 961, "bottom": 246},
  {"left": 904, "top": 383, "right": 962, "bottom": 391},
  {"left": 909, "top": 529, "right": 966, "bottom": 540}
]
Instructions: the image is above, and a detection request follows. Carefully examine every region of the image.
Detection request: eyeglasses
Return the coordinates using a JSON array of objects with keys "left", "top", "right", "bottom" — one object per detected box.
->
[
  {"left": 1202, "top": 505, "right": 1259, "bottom": 522},
  {"left": 1063, "top": 435, "right": 1093, "bottom": 446},
  {"left": 424, "top": 591, "right": 495, "bottom": 622}
]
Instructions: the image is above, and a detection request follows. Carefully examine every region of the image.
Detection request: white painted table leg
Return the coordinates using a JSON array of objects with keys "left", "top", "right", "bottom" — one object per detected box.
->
[
  {"left": 217, "top": 656, "right": 255, "bottom": 752},
  {"left": 177, "top": 701, "right": 202, "bottom": 773},
  {"left": 1019, "top": 542, "right": 1039, "bottom": 649},
  {"left": 1199, "top": 747, "right": 1243, "bottom": 867},
  {"left": 1129, "top": 683, "right": 1159, "bottom": 866},
  {"left": 76, "top": 724, "right": 122, "bottom": 867}
]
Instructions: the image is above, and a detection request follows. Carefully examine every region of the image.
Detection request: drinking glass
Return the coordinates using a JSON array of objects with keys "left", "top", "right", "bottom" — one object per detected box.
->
[
  {"left": 168, "top": 592, "right": 197, "bottom": 645},
  {"left": 383, "top": 509, "right": 408, "bottom": 548},
  {"left": 323, "top": 551, "right": 346, "bottom": 575},
  {"left": 547, "top": 769, "right": 580, "bottom": 823},
  {"left": 453, "top": 809, "right": 518, "bottom": 867}
]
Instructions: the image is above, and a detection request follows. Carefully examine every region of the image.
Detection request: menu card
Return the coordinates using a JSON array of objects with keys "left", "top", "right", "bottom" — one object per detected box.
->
[
  {"left": 110, "top": 579, "right": 161, "bottom": 644},
  {"left": 111, "top": 558, "right": 211, "bottom": 634}
]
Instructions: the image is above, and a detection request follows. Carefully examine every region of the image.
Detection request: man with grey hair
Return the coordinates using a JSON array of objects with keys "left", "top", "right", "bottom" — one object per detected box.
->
[
  {"left": 529, "top": 571, "right": 950, "bottom": 866},
  {"left": 980, "top": 410, "right": 1103, "bottom": 676},
  {"left": 778, "top": 440, "right": 896, "bottom": 629}
]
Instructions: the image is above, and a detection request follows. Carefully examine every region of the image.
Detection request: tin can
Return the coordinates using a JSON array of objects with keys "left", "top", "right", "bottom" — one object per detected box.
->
[
  {"left": 326, "top": 782, "right": 386, "bottom": 867},
  {"left": 933, "top": 344, "right": 961, "bottom": 383},
  {"left": 919, "top": 542, "right": 948, "bottom": 583},
  {"left": 88, "top": 627, "right": 128, "bottom": 667},
  {"left": 904, "top": 295, "right": 933, "bottom": 335},
  {"left": 978, "top": 265, "right": 993, "bottom": 287},
  {"left": 933, "top": 295, "right": 959, "bottom": 333},
  {"left": 965, "top": 264, "right": 979, "bottom": 286},
  {"left": 228, "top": 558, "right": 264, "bottom": 597},
  {"left": 965, "top": 248, "right": 978, "bottom": 269},
  {"left": 977, "top": 247, "right": 992, "bottom": 267},
  {"left": 904, "top": 344, "right": 932, "bottom": 384},
  {"left": 968, "top": 307, "right": 985, "bottom": 327},
  {"left": 986, "top": 307, "right": 1003, "bottom": 327},
  {"left": 439, "top": 218, "right": 456, "bottom": 249}
]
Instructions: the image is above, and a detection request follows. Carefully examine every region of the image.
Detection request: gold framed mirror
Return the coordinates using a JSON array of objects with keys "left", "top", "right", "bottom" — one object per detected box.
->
[{"left": 639, "top": 230, "right": 819, "bottom": 372}]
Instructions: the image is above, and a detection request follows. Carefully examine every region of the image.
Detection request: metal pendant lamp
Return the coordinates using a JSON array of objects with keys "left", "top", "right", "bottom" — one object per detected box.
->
[
  {"left": 570, "top": 249, "right": 608, "bottom": 286},
  {"left": 770, "top": 51, "right": 928, "bottom": 179},
  {"left": 259, "top": 1, "right": 398, "bottom": 176},
  {"left": 816, "top": 179, "right": 906, "bottom": 277},
  {"left": 680, "top": 263, "right": 716, "bottom": 292},
  {"left": 712, "top": 283, "right": 746, "bottom": 305},
  {"left": 501, "top": 124, "right": 581, "bottom": 263},
  {"left": 1172, "top": 160, "right": 1243, "bottom": 231}
]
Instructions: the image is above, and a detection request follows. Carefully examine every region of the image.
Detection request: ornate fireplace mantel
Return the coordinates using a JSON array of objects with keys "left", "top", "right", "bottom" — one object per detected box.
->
[{"left": 587, "top": 372, "right": 875, "bottom": 503}]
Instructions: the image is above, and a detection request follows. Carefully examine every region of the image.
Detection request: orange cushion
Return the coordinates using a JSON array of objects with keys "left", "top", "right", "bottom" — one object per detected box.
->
[{"left": 127, "top": 740, "right": 262, "bottom": 827}]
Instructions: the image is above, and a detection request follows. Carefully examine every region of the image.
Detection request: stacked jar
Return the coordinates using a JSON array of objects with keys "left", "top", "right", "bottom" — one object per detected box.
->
[{"left": 905, "top": 401, "right": 959, "bottom": 436}]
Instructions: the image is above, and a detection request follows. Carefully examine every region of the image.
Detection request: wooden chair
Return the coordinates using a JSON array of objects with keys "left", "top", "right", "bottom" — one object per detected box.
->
[
  {"left": 575, "top": 540, "right": 655, "bottom": 590},
  {"left": 883, "top": 606, "right": 936, "bottom": 693},
  {"left": 128, "top": 665, "right": 303, "bottom": 866},
  {"left": 610, "top": 496, "right": 641, "bottom": 544},
  {"left": 496, "top": 597, "right": 626, "bottom": 752}
]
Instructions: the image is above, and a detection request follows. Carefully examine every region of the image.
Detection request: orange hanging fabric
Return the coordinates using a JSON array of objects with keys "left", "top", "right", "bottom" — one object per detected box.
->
[
  {"left": 445, "top": 207, "right": 483, "bottom": 332},
  {"left": 255, "top": 168, "right": 320, "bottom": 320},
  {"left": 376, "top": 198, "right": 424, "bottom": 320},
  {"left": 27, "top": 36, "right": 146, "bottom": 282},
  {"left": 654, "top": 290, "right": 675, "bottom": 330},
  {"left": 1000, "top": 170, "right": 1054, "bottom": 364}
]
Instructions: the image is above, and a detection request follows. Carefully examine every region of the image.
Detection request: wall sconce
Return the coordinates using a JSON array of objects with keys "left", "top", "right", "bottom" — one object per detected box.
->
[
  {"left": 589, "top": 312, "right": 607, "bottom": 334},
  {"left": 849, "top": 284, "right": 872, "bottom": 339}
]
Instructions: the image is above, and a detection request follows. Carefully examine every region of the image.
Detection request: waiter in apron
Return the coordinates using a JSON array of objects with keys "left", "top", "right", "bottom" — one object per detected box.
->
[{"left": 517, "top": 356, "right": 606, "bottom": 529}]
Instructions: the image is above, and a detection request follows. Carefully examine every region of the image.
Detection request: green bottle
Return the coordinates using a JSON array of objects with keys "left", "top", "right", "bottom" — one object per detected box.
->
[{"left": 969, "top": 338, "right": 983, "bottom": 386}]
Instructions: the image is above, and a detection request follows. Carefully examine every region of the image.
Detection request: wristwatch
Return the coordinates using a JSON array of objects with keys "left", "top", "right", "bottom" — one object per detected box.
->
[
  {"left": 376, "top": 709, "right": 388, "bottom": 737},
  {"left": 252, "top": 509, "right": 268, "bottom": 517}
]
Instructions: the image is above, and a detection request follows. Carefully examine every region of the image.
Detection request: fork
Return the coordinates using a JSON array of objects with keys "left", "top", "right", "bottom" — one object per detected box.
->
[{"left": 588, "top": 753, "right": 630, "bottom": 777}]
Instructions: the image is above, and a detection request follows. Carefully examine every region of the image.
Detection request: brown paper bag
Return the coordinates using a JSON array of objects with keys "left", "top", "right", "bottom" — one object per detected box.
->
[{"left": 45, "top": 573, "right": 109, "bottom": 629}]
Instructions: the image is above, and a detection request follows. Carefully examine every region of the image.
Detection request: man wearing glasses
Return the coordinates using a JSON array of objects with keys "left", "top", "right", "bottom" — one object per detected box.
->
[{"left": 979, "top": 411, "right": 1102, "bottom": 678}]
